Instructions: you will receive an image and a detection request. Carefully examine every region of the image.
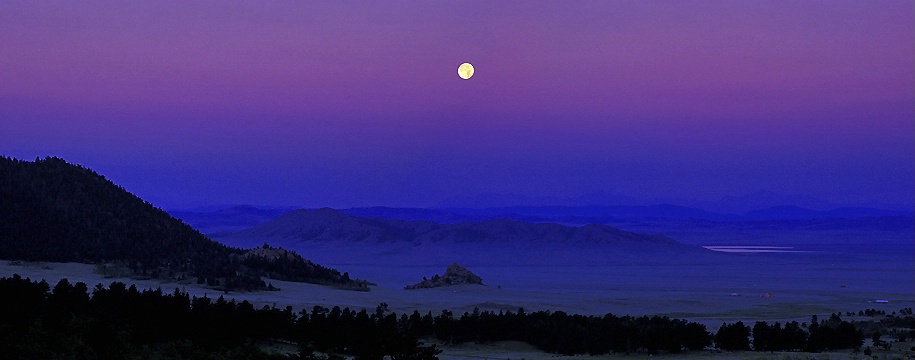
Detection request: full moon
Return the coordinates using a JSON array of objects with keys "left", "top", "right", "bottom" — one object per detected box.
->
[{"left": 457, "top": 62, "right": 474, "bottom": 80}]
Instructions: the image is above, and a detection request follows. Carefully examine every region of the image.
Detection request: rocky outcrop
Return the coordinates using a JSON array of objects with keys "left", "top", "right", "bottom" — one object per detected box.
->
[
  {"left": 242, "top": 244, "right": 300, "bottom": 262},
  {"left": 405, "top": 263, "right": 483, "bottom": 289}
]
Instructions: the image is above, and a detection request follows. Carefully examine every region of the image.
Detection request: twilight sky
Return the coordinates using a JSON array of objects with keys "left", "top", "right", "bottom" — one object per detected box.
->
[{"left": 1, "top": 1, "right": 913, "bottom": 210}]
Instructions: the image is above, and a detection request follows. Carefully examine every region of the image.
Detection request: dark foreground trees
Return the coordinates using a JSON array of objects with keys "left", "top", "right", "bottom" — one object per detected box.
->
[
  {"left": 748, "top": 316, "right": 862, "bottom": 352},
  {"left": 715, "top": 315, "right": 869, "bottom": 353},
  {"left": 1, "top": 275, "right": 716, "bottom": 359},
  {"left": 0, "top": 275, "right": 434, "bottom": 360},
  {"left": 6, "top": 274, "right": 892, "bottom": 360},
  {"left": 427, "top": 308, "right": 711, "bottom": 355},
  {"left": 715, "top": 321, "right": 751, "bottom": 350},
  {"left": 806, "top": 314, "right": 865, "bottom": 351}
]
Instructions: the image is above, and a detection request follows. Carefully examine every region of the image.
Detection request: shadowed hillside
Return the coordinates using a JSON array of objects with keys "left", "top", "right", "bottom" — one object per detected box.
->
[
  {"left": 0, "top": 156, "right": 367, "bottom": 291},
  {"left": 220, "top": 208, "right": 691, "bottom": 250}
]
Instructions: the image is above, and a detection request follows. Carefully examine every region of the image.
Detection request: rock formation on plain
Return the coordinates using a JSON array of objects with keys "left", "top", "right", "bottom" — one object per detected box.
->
[{"left": 405, "top": 263, "right": 483, "bottom": 289}]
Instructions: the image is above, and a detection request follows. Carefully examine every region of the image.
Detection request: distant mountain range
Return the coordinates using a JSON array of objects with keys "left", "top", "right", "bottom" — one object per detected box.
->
[
  {"left": 214, "top": 208, "right": 690, "bottom": 250},
  {"left": 438, "top": 204, "right": 912, "bottom": 222},
  {"left": 740, "top": 206, "right": 913, "bottom": 221},
  {"left": 0, "top": 156, "right": 366, "bottom": 291},
  {"left": 170, "top": 205, "right": 294, "bottom": 233},
  {"left": 174, "top": 203, "right": 913, "bottom": 235},
  {"left": 434, "top": 190, "right": 912, "bottom": 214}
]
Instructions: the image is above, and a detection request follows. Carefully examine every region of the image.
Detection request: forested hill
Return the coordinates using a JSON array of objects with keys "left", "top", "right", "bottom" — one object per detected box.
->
[{"left": 0, "top": 156, "right": 367, "bottom": 291}]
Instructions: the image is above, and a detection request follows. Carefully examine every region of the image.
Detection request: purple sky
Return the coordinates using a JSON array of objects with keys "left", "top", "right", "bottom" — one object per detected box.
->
[{"left": 2, "top": 1, "right": 913, "bottom": 209}]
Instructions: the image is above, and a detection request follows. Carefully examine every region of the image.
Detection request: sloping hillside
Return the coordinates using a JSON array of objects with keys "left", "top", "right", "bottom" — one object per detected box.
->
[
  {"left": 223, "top": 208, "right": 687, "bottom": 249},
  {"left": 0, "top": 156, "right": 366, "bottom": 291}
]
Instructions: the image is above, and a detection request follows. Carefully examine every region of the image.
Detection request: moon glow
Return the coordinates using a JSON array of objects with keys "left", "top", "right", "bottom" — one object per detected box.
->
[{"left": 457, "top": 62, "right": 474, "bottom": 80}]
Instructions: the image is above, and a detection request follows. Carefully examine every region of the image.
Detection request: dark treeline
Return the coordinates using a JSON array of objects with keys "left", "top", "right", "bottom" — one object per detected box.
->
[
  {"left": 715, "top": 310, "right": 915, "bottom": 353},
  {"left": 850, "top": 307, "right": 915, "bottom": 350},
  {"left": 0, "top": 275, "right": 715, "bottom": 359},
  {"left": 0, "top": 156, "right": 365, "bottom": 291},
  {"left": 0, "top": 275, "right": 432, "bottom": 360},
  {"left": 425, "top": 308, "right": 710, "bottom": 355},
  {"left": 3, "top": 275, "right": 912, "bottom": 360}
]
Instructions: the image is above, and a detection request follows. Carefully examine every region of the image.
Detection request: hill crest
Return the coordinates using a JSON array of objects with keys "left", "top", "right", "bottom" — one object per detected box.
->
[
  {"left": 222, "top": 208, "right": 687, "bottom": 249},
  {"left": 0, "top": 156, "right": 367, "bottom": 291}
]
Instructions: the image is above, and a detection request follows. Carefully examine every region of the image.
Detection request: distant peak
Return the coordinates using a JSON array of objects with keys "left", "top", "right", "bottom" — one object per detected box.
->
[
  {"left": 283, "top": 207, "right": 351, "bottom": 220},
  {"left": 230, "top": 205, "right": 260, "bottom": 211},
  {"left": 313, "top": 207, "right": 348, "bottom": 216}
]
